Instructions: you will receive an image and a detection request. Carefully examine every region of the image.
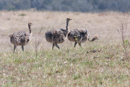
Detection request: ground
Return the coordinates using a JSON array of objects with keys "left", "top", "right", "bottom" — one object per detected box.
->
[{"left": 0, "top": 11, "right": 130, "bottom": 86}]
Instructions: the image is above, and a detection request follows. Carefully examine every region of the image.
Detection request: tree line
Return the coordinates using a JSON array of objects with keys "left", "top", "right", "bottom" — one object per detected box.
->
[{"left": 0, "top": 0, "right": 130, "bottom": 12}]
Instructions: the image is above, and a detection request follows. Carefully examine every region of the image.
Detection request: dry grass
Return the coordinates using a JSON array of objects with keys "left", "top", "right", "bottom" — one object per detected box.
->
[
  {"left": 0, "top": 11, "right": 130, "bottom": 86},
  {"left": 0, "top": 11, "right": 130, "bottom": 51}
]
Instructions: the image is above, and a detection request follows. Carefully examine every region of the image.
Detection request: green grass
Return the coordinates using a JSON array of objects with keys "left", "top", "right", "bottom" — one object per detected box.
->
[
  {"left": 0, "top": 44, "right": 130, "bottom": 87},
  {"left": 18, "top": 13, "right": 26, "bottom": 16}
]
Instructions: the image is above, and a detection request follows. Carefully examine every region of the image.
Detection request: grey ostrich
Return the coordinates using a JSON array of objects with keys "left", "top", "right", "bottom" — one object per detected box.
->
[
  {"left": 68, "top": 28, "right": 98, "bottom": 47},
  {"left": 45, "top": 18, "right": 72, "bottom": 50},
  {"left": 9, "top": 23, "right": 33, "bottom": 53}
]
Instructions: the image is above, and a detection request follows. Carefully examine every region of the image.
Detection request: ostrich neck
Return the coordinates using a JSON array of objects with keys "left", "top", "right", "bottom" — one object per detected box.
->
[
  {"left": 28, "top": 25, "right": 31, "bottom": 33},
  {"left": 88, "top": 38, "right": 95, "bottom": 42},
  {"left": 66, "top": 20, "right": 69, "bottom": 32}
]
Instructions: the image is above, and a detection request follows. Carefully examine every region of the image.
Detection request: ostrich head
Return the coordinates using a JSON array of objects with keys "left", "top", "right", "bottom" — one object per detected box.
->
[
  {"left": 67, "top": 18, "right": 72, "bottom": 21},
  {"left": 91, "top": 36, "right": 98, "bottom": 41},
  {"left": 28, "top": 22, "right": 33, "bottom": 26},
  {"left": 28, "top": 22, "right": 33, "bottom": 33}
]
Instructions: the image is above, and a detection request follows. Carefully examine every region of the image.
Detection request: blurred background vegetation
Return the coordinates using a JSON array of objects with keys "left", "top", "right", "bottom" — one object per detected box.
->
[{"left": 0, "top": 0, "right": 130, "bottom": 12}]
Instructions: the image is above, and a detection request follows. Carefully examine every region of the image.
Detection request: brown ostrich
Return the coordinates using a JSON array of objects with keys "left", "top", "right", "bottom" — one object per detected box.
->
[
  {"left": 9, "top": 23, "right": 33, "bottom": 53},
  {"left": 68, "top": 28, "right": 98, "bottom": 47},
  {"left": 45, "top": 18, "right": 72, "bottom": 49}
]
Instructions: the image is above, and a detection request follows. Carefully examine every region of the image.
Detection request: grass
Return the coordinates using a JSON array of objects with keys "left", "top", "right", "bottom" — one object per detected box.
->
[
  {"left": 0, "top": 44, "right": 130, "bottom": 87},
  {"left": 0, "top": 11, "right": 130, "bottom": 86},
  {"left": 18, "top": 13, "right": 26, "bottom": 16}
]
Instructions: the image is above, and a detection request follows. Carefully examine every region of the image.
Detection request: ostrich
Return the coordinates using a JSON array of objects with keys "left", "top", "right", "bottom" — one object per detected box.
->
[
  {"left": 9, "top": 23, "right": 33, "bottom": 53},
  {"left": 68, "top": 28, "right": 98, "bottom": 47},
  {"left": 45, "top": 18, "right": 72, "bottom": 50}
]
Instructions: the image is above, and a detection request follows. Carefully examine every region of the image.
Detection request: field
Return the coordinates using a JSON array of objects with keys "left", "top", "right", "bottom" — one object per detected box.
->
[{"left": 0, "top": 11, "right": 130, "bottom": 86}]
